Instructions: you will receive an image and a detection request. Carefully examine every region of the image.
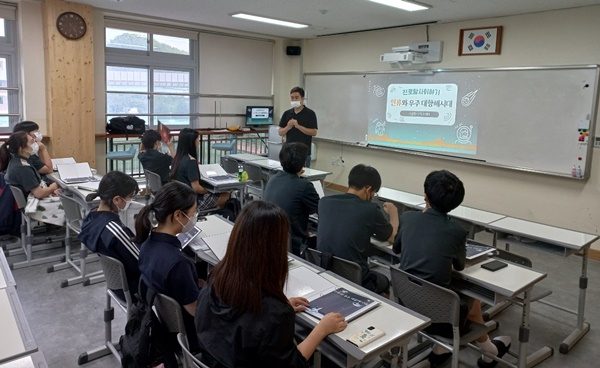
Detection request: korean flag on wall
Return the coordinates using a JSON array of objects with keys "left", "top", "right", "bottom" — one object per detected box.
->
[{"left": 460, "top": 26, "right": 502, "bottom": 55}]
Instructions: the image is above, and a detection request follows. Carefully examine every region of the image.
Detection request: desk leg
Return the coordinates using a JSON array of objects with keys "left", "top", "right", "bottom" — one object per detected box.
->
[
  {"left": 519, "top": 289, "right": 553, "bottom": 368},
  {"left": 559, "top": 247, "right": 590, "bottom": 354},
  {"left": 518, "top": 289, "right": 531, "bottom": 368}
]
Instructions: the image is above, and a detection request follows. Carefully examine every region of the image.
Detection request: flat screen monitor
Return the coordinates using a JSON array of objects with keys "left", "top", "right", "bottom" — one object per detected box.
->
[{"left": 245, "top": 106, "right": 274, "bottom": 127}]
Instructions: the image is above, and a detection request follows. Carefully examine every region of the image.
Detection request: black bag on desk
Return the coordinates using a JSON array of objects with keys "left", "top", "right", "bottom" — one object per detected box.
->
[{"left": 106, "top": 116, "right": 146, "bottom": 136}]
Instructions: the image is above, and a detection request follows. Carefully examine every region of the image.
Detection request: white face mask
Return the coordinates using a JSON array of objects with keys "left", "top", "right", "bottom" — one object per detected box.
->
[
  {"left": 34, "top": 131, "right": 43, "bottom": 141},
  {"left": 178, "top": 211, "right": 197, "bottom": 234},
  {"left": 119, "top": 197, "right": 132, "bottom": 212},
  {"left": 291, "top": 101, "right": 302, "bottom": 108},
  {"left": 30, "top": 142, "right": 39, "bottom": 156}
]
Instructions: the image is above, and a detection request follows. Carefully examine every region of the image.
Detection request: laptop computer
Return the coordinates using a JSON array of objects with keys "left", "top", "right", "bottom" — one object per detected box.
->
[
  {"left": 466, "top": 242, "right": 495, "bottom": 260},
  {"left": 57, "top": 163, "right": 99, "bottom": 184},
  {"left": 51, "top": 157, "right": 76, "bottom": 171},
  {"left": 199, "top": 164, "right": 235, "bottom": 181}
]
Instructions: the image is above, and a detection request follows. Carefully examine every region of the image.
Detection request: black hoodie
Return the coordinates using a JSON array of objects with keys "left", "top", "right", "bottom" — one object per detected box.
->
[{"left": 78, "top": 210, "right": 141, "bottom": 299}]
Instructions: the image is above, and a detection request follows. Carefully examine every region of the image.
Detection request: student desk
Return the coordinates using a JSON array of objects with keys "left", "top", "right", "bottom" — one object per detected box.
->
[
  {"left": 228, "top": 155, "right": 333, "bottom": 183},
  {"left": 294, "top": 271, "right": 430, "bottom": 368},
  {"left": 0, "top": 287, "right": 37, "bottom": 364},
  {"left": 487, "top": 216, "right": 598, "bottom": 354},
  {"left": 0, "top": 251, "right": 15, "bottom": 290},
  {"left": 0, "top": 352, "right": 48, "bottom": 368},
  {"left": 227, "top": 153, "right": 265, "bottom": 161},
  {"left": 199, "top": 175, "right": 248, "bottom": 206},
  {"left": 452, "top": 257, "right": 552, "bottom": 368},
  {"left": 377, "top": 187, "right": 425, "bottom": 212},
  {"left": 413, "top": 203, "right": 507, "bottom": 239}
]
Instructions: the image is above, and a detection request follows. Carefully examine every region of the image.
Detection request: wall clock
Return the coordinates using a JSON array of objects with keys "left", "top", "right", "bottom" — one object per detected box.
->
[{"left": 56, "top": 12, "right": 87, "bottom": 40}]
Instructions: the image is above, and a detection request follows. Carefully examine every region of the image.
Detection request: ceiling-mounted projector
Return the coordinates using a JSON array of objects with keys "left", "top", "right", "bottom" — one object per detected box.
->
[{"left": 380, "top": 41, "right": 443, "bottom": 68}]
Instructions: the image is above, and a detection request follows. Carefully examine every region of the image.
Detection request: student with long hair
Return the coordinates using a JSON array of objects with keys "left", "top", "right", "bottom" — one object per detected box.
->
[
  {"left": 195, "top": 201, "right": 347, "bottom": 367},
  {"left": 79, "top": 171, "right": 141, "bottom": 301},
  {"left": 134, "top": 181, "right": 202, "bottom": 351},
  {"left": 13, "top": 120, "right": 53, "bottom": 175},
  {"left": 169, "top": 128, "right": 229, "bottom": 211},
  {"left": 0, "top": 131, "right": 59, "bottom": 198}
]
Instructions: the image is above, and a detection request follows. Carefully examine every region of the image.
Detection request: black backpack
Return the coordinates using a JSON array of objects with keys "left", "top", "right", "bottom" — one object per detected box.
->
[
  {"left": 119, "top": 286, "right": 178, "bottom": 368},
  {"left": 106, "top": 116, "right": 146, "bottom": 136},
  {"left": 215, "top": 198, "right": 241, "bottom": 222}
]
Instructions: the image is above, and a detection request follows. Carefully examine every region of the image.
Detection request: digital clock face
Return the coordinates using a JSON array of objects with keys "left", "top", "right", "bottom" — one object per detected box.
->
[{"left": 56, "top": 12, "right": 87, "bottom": 40}]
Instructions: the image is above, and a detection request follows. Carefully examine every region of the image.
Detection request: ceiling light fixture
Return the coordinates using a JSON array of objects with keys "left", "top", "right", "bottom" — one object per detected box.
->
[
  {"left": 369, "top": 0, "right": 431, "bottom": 12},
  {"left": 231, "top": 13, "right": 309, "bottom": 29}
]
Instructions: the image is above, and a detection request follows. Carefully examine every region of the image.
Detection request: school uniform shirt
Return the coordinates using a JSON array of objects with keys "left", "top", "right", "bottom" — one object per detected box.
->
[
  {"left": 263, "top": 171, "right": 319, "bottom": 255},
  {"left": 5, "top": 154, "right": 42, "bottom": 198},
  {"left": 278, "top": 106, "right": 318, "bottom": 155},
  {"left": 172, "top": 154, "right": 219, "bottom": 210},
  {"left": 78, "top": 210, "right": 141, "bottom": 299},
  {"left": 195, "top": 284, "right": 309, "bottom": 368},
  {"left": 394, "top": 208, "right": 468, "bottom": 288},
  {"left": 138, "top": 149, "right": 173, "bottom": 185},
  {"left": 29, "top": 154, "right": 46, "bottom": 172},
  {"left": 317, "top": 193, "right": 393, "bottom": 280},
  {"left": 138, "top": 231, "right": 201, "bottom": 350}
]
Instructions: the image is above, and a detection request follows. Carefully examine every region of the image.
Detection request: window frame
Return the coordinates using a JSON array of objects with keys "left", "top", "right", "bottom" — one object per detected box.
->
[
  {"left": 104, "top": 21, "right": 199, "bottom": 129},
  {"left": 0, "top": 10, "right": 20, "bottom": 134}
]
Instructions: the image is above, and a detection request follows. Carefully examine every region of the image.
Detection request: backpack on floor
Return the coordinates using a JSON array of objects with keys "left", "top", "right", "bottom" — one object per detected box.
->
[
  {"left": 216, "top": 198, "right": 241, "bottom": 222},
  {"left": 119, "top": 286, "right": 178, "bottom": 368}
]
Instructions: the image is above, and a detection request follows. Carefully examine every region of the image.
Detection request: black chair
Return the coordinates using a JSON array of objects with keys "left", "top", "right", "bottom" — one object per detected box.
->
[{"left": 304, "top": 248, "right": 362, "bottom": 285}]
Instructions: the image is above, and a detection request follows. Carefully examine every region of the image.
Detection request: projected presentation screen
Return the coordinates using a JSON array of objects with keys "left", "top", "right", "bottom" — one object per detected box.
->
[{"left": 367, "top": 80, "right": 478, "bottom": 156}]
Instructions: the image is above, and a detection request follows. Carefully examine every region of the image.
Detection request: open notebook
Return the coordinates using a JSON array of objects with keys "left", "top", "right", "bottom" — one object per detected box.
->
[
  {"left": 285, "top": 266, "right": 380, "bottom": 322},
  {"left": 57, "top": 163, "right": 99, "bottom": 184}
]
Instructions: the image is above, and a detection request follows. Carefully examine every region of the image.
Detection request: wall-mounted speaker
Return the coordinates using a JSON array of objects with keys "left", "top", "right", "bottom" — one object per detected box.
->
[{"left": 286, "top": 46, "right": 301, "bottom": 56}]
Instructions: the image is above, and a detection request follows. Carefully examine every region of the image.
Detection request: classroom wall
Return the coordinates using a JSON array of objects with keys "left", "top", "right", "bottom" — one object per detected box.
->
[
  {"left": 18, "top": 1, "right": 47, "bottom": 132},
  {"left": 302, "top": 5, "right": 600, "bottom": 250}
]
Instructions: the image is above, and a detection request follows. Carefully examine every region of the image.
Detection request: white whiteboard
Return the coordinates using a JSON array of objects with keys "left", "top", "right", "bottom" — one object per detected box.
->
[{"left": 305, "top": 66, "right": 599, "bottom": 178}]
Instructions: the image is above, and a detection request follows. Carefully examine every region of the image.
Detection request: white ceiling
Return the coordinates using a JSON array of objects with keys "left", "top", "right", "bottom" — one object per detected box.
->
[{"left": 73, "top": 0, "right": 600, "bottom": 39}]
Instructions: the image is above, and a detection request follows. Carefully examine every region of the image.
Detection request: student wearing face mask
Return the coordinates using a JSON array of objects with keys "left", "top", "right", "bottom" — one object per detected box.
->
[
  {"left": 13, "top": 121, "right": 53, "bottom": 175},
  {"left": 278, "top": 87, "right": 318, "bottom": 167},
  {"left": 79, "top": 171, "right": 141, "bottom": 301},
  {"left": 138, "top": 129, "right": 174, "bottom": 185},
  {"left": 0, "top": 131, "right": 59, "bottom": 198},
  {"left": 135, "top": 181, "right": 202, "bottom": 352}
]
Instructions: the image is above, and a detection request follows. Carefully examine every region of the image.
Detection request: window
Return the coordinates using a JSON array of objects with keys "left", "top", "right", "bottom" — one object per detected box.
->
[
  {"left": 105, "top": 23, "right": 197, "bottom": 128},
  {"left": 0, "top": 6, "right": 19, "bottom": 133}
]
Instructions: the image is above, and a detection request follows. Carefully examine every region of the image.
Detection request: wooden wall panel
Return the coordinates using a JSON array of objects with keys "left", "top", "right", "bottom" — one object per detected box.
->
[{"left": 42, "top": 0, "right": 95, "bottom": 165}]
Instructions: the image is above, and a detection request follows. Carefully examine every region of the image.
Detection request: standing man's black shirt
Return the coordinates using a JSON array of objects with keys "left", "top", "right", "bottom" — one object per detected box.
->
[{"left": 278, "top": 107, "right": 318, "bottom": 155}]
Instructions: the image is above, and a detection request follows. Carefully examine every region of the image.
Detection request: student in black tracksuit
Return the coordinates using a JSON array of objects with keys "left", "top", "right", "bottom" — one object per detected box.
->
[{"left": 79, "top": 171, "right": 141, "bottom": 301}]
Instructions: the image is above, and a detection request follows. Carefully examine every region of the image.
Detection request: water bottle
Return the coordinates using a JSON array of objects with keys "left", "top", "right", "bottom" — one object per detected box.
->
[{"left": 238, "top": 164, "right": 243, "bottom": 181}]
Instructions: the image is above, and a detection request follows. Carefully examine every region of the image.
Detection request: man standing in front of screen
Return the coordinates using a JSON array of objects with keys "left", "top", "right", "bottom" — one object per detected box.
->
[{"left": 279, "top": 86, "right": 318, "bottom": 168}]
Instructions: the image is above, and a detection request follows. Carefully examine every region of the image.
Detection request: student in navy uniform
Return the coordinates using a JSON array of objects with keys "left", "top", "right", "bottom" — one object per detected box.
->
[
  {"left": 278, "top": 87, "right": 318, "bottom": 168},
  {"left": 169, "top": 128, "right": 229, "bottom": 211},
  {"left": 135, "top": 181, "right": 202, "bottom": 351},
  {"left": 79, "top": 171, "right": 141, "bottom": 302},
  {"left": 263, "top": 142, "right": 319, "bottom": 256},
  {"left": 394, "top": 170, "right": 511, "bottom": 368},
  {"left": 0, "top": 131, "right": 59, "bottom": 198},
  {"left": 195, "top": 201, "right": 347, "bottom": 368},
  {"left": 13, "top": 121, "right": 53, "bottom": 175},
  {"left": 138, "top": 129, "right": 174, "bottom": 185},
  {"left": 317, "top": 164, "right": 399, "bottom": 295}
]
